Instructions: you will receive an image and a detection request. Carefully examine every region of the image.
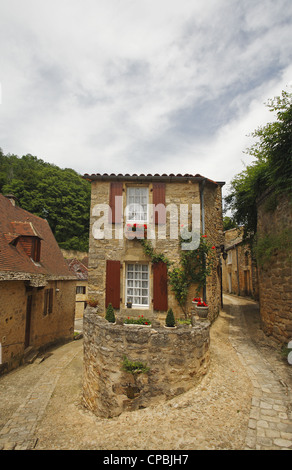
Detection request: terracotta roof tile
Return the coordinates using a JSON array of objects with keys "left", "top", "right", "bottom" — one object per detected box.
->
[
  {"left": 83, "top": 173, "right": 225, "bottom": 186},
  {"left": 0, "top": 194, "right": 74, "bottom": 278}
]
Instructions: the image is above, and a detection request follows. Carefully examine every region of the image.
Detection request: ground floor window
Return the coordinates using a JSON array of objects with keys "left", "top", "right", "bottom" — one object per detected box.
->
[{"left": 126, "top": 263, "right": 149, "bottom": 306}]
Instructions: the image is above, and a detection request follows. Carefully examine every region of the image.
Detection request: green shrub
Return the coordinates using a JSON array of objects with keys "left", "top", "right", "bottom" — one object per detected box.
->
[
  {"left": 105, "top": 303, "right": 115, "bottom": 323},
  {"left": 165, "top": 308, "right": 176, "bottom": 327},
  {"left": 121, "top": 356, "right": 149, "bottom": 374}
]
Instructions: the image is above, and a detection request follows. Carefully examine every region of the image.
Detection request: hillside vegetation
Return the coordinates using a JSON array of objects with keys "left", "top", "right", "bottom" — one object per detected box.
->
[{"left": 0, "top": 149, "right": 91, "bottom": 252}]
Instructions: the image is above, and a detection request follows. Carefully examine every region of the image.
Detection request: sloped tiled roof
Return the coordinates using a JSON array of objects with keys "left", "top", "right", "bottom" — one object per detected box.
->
[
  {"left": 83, "top": 173, "right": 225, "bottom": 186},
  {"left": 66, "top": 258, "right": 88, "bottom": 280},
  {"left": 0, "top": 194, "right": 75, "bottom": 278}
]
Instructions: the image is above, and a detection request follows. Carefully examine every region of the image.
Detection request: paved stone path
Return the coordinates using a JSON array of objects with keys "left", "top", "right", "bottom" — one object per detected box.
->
[
  {"left": 0, "top": 297, "right": 291, "bottom": 450},
  {"left": 227, "top": 296, "right": 292, "bottom": 450},
  {"left": 0, "top": 344, "right": 80, "bottom": 450}
]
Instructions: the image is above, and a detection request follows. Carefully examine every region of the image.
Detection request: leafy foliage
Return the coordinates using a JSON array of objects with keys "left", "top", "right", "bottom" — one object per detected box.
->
[
  {"left": 225, "top": 90, "right": 292, "bottom": 243},
  {"left": 124, "top": 316, "right": 151, "bottom": 325},
  {"left": 0, "top": 150, "right": 91, "bottom": 251},
  {"left": 165, "top": 308, "right": 176, "bottom": 327},
  {"left": 121, "top": 356, "right": 150, "bottom": 374},
  {"left": 139, "top": 233, "right": 216, "bottom": 317}
]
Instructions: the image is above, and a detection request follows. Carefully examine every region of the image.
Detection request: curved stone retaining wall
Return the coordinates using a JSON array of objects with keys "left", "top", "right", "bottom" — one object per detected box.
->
[{"left": 82, "top": 310, "right": 210, "bottom": 418}]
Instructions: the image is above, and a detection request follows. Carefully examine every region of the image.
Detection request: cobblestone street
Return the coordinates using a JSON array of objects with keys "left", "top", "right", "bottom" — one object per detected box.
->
[{"left": 0, "top": 294, "right": 291, "bottom": 450}]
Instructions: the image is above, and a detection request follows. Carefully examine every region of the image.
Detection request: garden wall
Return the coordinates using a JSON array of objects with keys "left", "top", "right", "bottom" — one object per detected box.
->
[
  {"left": 257, "top": 191, "right": 292, "bottom": 343},
  {"left": 82, "top": 309, "right": 210, "bottom": 417}
]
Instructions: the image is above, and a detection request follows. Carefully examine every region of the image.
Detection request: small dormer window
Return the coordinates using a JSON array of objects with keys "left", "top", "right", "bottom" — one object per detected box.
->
[
  {"left": 15, "top": 236, "right": 41, "bottom": 262},
  {"left": 10, "top": 221, "right": 42, "bottom": 263},
  {"left": 31, "top": 237, "right": 41, "bottom": 262}
]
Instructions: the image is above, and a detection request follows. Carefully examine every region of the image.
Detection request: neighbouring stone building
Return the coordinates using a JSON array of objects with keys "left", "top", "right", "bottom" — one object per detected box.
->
[
  {"left": 66, "top": 257, "right": 88, "bottom": 318},
  {"left": 256, "top": 189, "right": 292, "bottom": 344},
  {"left": 82, "top": 172, "right": 225, "bottom": 416},
  {"left": 222, "top": 227, "right": 258, "bottom": 299},
  {"left": 0, "top": 194, "right": 76, "bottom": 374}
]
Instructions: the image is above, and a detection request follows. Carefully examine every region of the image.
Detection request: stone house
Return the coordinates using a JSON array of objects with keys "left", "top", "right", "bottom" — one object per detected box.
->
[
  {"left": 83, "top": 173, "right": 225, "bottom": 323},
  {"left": 66, "top": 257, "right": 88, "bottom": 318},
  {"left": 0, "top": 194, "right": 76, "bottom": 374},
  {"left": 222, "top": 227, "right": 258, "bottom": 299}
]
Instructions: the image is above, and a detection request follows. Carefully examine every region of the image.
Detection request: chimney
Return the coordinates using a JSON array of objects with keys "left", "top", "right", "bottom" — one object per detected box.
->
[{"left": 4, "top": 194, "right": 18, "bottom": 207}]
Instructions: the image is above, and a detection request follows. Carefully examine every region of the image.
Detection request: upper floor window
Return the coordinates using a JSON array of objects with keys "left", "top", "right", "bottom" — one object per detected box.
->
[{"left": 126, "top": 187, "right": 148, "bottom": 223}]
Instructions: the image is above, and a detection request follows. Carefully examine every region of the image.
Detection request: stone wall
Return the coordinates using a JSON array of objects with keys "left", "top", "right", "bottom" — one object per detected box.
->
[
  {"left": 82, "top": 310, "right": 210, "bottom": 417},
  {"left": 257, "top": 191, "right": 292, "bottom": 343}
]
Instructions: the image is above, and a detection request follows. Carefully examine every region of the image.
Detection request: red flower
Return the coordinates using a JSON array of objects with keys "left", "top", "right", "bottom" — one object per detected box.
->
[
  {"left": 212, "top": 246, "right": 216, "bottom": 249},
  {"left": 202, "top": 234, "right": 207, "bottom": 238},
  {"left": 197, "top": 301, "right": 208, "bottom": 307}
]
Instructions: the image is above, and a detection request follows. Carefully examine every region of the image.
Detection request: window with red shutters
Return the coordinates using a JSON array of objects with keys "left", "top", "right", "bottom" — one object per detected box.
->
[
  {"left": 109, "top": 182, "right": 123, "bottom": 224},
  {"left": 152, "top": 182, "right": 166, "bottom": 225},
  {"left": 153, "top": 261, "right": 168, "bottom": 311},
  {"left": 106, "top": 260, "right": 121, "bottom": 308}
]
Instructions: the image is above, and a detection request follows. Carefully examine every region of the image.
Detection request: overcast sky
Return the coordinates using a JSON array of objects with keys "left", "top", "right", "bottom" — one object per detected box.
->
[{"left": 0, "top": 0, "right": 291, "bottom": 200}]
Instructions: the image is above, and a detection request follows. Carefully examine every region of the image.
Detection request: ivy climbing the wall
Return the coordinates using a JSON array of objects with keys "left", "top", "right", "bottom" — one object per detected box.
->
[{"left": 139, "top": 232, "right": 216, "bottom": 317}]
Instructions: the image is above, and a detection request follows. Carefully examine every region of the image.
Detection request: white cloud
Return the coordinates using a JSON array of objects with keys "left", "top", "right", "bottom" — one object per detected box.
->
[{"left": 0, "top": 0, "right": 291, "bottom": 191}]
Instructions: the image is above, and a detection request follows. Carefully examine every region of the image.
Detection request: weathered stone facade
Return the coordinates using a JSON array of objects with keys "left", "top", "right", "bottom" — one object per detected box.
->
[
  {"left": 222, "top": 227, "right": 258, "bottom": 300},
  {"left": 85, "top": 174, "right": 225, "bottom": 323},
  {"left": 0, "top": 277, "right": 76, "bottom": 374},
  {"left": 256, "top": 191, "right": 292, "bottom": 343},
  {"left": 0, "top": 194, "right": 76, "bottom": 374},
  {"left": 82, "top": 310, "right": 210, "bottom": 417}
]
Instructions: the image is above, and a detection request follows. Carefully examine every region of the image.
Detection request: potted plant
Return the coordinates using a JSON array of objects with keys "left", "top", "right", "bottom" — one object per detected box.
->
[
  {"left": 195, "top": 300, "right": 209, "bottom": 318},
  {"left": 165, "top": 308, "right": 176, "bottom": 328},
  {"left": 192, "top": 297, "right": 201, "bottom": 305},
  {"left": 88, "top": 298, "right": 99, "bottom": 308},
  {"left": 105, "top": 303, "right": 116, "bottom": 323}
]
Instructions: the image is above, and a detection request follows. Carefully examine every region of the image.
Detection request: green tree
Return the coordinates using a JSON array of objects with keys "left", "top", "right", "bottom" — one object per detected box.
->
[
  {"left": 225, "top": 90, "right": 292, "bottom": 243},
  {"left": 0, "top": 151, "right": 91, "bottom": 251}
]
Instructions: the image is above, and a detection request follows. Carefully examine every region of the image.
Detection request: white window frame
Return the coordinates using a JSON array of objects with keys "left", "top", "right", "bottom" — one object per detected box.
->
[
  {"left": 126, "top": 187, "right": 149, "bottom": 224},
  {"left": 125, "top": 263, "right": 149, "bottom": 307}
]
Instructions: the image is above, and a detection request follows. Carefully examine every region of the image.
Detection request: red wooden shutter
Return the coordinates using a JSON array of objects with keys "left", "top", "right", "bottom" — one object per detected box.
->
[
  {"left": 106, "top": 260, "right": 121, "bottom": 309},
  {"left": 153, "top": 183, "right": 166, "bottom": 225},
  {"left": 109, "top": 182, "right": 123, "bottom": 224},
  {"left": 153, "top": 261, "right": 168, "bottom": 311}
]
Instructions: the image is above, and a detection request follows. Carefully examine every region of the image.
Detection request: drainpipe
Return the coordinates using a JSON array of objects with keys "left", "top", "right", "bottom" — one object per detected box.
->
[{"left": 200, "top": 179, "right": 207, "bottom": 303}]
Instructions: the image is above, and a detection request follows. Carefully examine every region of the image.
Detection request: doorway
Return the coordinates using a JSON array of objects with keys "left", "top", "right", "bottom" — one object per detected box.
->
[{"left": 25, "top": 294, "right": 33, "bottom": 349}]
